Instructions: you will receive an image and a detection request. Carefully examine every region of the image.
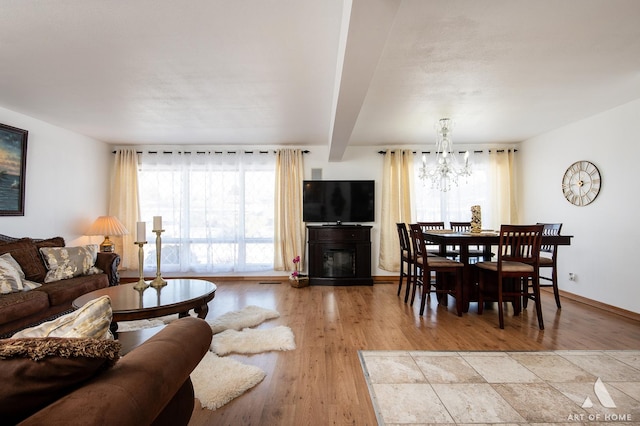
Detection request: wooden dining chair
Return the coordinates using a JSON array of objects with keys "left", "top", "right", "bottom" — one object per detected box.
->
[
  {"left": 409, "top": 224, "right": 464, "bottom": 316},
  {"left": 395, "top": 223, "right": 416, "bottom": 303},
  {"left": 530, "top": 222, "right": 563, "bottom": 309},
  {"left": 449, "top": 221, "right": 486, "bottom": 263},
  {"left": 417, "top": 221, "right": 446, "bottom": 231},
  {"left": 418, "top": 221, "right": 458, "bottom": 258},
  {"left": 476, "top": 224, "right": 545, "bottom": 329}
]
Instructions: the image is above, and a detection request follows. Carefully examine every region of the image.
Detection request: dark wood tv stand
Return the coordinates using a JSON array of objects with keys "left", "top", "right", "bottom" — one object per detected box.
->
[{"left": 307, "top": 225, "right": 373, "bottom": 286}]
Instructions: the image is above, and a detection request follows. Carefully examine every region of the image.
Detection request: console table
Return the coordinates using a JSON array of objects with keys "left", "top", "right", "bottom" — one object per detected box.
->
[{"left": 307, "top": 225, "right": 373, "bottom": 286}]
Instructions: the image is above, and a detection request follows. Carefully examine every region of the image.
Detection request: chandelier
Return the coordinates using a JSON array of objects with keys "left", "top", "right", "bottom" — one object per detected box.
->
[{"left": 418, "top": 118, "right": 472, "bottom": 192}]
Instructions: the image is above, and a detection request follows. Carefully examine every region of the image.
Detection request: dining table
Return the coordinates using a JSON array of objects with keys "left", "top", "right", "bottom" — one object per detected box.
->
[{"left": 422, "top": 229, "right": 573, "bottom": 312}]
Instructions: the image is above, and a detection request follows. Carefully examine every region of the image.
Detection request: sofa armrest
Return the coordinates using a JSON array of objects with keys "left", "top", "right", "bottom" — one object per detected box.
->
[
  {"left": 20, "top": 317, "right": 213, "bottom": 426},
  {"left": 95, "top": 252, "right": 120, "bottom": 286}
]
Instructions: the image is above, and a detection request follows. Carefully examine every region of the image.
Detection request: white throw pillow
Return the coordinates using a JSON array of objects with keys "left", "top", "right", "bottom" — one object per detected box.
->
[
  {"left": 0, "top": 256, "right": 24, "bottom": 294},
  {"left": 12, "top": 295, "right": 113, "bottom": 340},
  {"left": 21, "top": 280, "right": 42, "bottom": 291},
  {"left": 0, "top": 253, "right": 25, "bottom": 279}
]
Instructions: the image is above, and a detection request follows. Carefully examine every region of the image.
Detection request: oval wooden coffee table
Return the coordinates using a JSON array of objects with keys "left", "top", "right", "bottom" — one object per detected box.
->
[{"left": 73, "top": 278, "right": 216, "bottom": 336}]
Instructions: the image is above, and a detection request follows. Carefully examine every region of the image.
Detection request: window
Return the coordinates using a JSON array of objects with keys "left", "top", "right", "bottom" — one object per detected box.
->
[
  {"left": 413, "top": 151, "right": 496, "bottom": 228},
  {"left": 137, "top": 152, "right": 275, "bottom": 273}
]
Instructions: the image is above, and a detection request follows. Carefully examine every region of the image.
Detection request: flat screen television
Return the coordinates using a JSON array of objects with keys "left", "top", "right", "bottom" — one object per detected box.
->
[{"left": 302, "top": 180, "right": 375, "bottom": 223}]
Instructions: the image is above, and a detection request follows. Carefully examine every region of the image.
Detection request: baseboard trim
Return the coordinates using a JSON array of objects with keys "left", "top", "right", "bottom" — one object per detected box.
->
[{"left": 555, "top": 289, "right": 640, "bottom": 322}]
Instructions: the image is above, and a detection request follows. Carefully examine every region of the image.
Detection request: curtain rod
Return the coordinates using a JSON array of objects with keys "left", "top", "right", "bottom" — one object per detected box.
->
[
  {"left": 112, "top": 149, "right": 310, "bottom": 155},
  {"left": 377, "top": 149, "right": 517, "bottom": 154}
]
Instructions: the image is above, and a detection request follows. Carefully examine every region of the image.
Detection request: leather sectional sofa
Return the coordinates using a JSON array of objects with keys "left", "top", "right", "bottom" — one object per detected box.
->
[
  {"left": 0, "top": 234, "right": 120, "bottom": 337},
  {"left": 11, "top": 317, "right": 213, "bottom": 425}
]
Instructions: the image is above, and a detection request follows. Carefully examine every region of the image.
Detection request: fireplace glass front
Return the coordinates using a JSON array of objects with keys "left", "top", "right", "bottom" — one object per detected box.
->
[{"left": 322, "top": 248, "right": 356, "bottom": 278}]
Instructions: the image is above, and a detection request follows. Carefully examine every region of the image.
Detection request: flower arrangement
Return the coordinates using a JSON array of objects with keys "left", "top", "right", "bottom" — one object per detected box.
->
[
  {"left": 291, "top": 255, "right": 301, "bottom": 278},
  {"left": 289, "top": 255, "right": 309, "bottom": 288}
]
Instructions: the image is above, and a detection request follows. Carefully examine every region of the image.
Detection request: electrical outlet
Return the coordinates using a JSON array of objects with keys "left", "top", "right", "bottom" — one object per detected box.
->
[{"left": 569, "top": 273, "right": 576, "bottom": 281}]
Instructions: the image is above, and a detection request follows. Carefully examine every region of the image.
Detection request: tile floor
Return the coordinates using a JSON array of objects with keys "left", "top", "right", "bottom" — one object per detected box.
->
[{"left": 359, "top": 350, "right": 640, "bottom": 425}]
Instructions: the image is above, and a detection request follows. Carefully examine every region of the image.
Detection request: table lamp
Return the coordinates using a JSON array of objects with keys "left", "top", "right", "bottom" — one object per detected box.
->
[{"left": 87, "top": 216, "right": 129, "bottom": 252}]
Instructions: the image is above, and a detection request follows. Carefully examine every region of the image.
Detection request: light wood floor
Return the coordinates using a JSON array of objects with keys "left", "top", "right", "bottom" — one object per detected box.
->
[{"left": 188, "top": 280, "right": 640, "bottom": 425}]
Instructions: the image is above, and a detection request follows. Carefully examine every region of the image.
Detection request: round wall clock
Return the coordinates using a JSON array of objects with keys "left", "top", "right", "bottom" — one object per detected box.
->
[{"left": 561, "top": 160, "right": 601, "bottom": 206}]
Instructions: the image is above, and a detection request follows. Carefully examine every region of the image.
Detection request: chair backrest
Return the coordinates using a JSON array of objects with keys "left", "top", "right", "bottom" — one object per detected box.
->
[
  {"left": 450, "top": 221, "right": 471, "bottom": 232},
  {"left": 537, "top": 223, "right": 563, "bottom": 255},
  {"left": 450, "top": 221, "right": 482, "bottom": 252},
  {"left": 396, "top": 223, "right": 411, "bottom": 253},
  {"left": 409, "top": 224, "right": 428, "bottom": 263},
  {"left": 417, "top": 221, "right": 445, "bottom": 232},
  {"left": 497, "top": 224, "right": 544, "bottom": 266}
]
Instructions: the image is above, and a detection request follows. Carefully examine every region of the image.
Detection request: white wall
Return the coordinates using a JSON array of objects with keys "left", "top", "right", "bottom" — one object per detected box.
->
[
  {"left": 0, "top": 106, "right": 111, "bottom": 245},
  {"left": 519, "top": 98, "right": 640, "bottom": 314}
]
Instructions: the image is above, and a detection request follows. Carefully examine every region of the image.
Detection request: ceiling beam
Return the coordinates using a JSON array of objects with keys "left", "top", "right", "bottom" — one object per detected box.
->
[{"left": 327, "top": 0, "right": 401, "bottom": 162}]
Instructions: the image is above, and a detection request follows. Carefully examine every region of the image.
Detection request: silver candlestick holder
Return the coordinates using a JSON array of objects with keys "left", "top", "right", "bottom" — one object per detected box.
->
[
  {"left": 134, "top": 241, "right": 149, "bottom": 290},
  {"left": 150, "top": 229, "right": 167, "bottom": 288}
]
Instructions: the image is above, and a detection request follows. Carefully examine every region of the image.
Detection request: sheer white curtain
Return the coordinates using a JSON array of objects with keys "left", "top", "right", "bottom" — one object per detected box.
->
[
  {"left": 414, "top": 150, "right": 507, "bottom": 230},
  {"left": 137, "top": 151, "right": 276, "bottom": 273}
]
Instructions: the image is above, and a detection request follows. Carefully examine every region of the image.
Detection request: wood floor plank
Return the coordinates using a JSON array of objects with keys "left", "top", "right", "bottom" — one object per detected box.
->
[{"left": 187, "top": 280, "right": 640, "bottom": 425}]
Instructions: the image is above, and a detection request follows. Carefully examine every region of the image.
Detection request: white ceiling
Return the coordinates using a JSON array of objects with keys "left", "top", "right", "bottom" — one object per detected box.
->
[{"left": 1, "top": 0, "right": 639, "bottom": 161}]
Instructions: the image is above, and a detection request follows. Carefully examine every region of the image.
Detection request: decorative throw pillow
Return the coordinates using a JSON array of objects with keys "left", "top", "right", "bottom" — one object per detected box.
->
[
  {"left": 0, "top": 238, "right": 47, "bottom": 283},
  {"left": 12, "top": 295, "right": 113, "bottom": 340},
  {"left": 0, "top": 337, "right": 121, "bottom": 425},
  {"left": 22, "top": 280, "right": 43, "bottom": 291},
  {"left": 1, "top": 252, "right": 26, "bottom": 279},
  {"left": 39, "top": 244, "right": 102, "bottom": 283},
  {"left": 0, "top": 256, "right": 24, "bottom": 294},
  {"left": 0, "top": 253, "right": 42, "bottom": 292},
  {"left": 34, "top": 236, "right": 66, "bottom": 250}
]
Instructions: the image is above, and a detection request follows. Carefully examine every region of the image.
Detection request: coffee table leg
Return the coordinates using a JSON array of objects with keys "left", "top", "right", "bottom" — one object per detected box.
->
[
  {"left": 194, "top": 303, "right": 209, "bottom": 319},
  {"left": 110, "top": 321, "right": 119, "bottom": 338}
]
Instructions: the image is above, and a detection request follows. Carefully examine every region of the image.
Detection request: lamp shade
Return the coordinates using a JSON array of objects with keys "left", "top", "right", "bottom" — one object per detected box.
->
[
  {"left": 87, "top": 216, "right": 129, "bottom": 252},
  {"left": 87, "top": 216, "right": 129, "bottom": 236}
]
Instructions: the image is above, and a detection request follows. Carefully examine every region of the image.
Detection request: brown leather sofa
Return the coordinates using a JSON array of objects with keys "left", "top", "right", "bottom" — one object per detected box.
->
[
  {"left": 0, "top": 235, "right": 120, "bottom": 337},
  {"left": 18, "top": 317, "right": 212, "bottom": 425}
]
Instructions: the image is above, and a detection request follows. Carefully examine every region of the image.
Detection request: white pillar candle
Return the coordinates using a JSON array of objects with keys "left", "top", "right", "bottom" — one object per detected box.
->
[
  {"left": 153, "top": 216, "right": 162, "bottom": 230},
  {"left": 136, "top": 222, "right": 146, "bottom": 242}
]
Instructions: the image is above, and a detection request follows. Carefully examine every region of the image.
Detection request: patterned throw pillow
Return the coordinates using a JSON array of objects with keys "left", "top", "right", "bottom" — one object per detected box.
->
[
  {"left": 0, "top": 238, "right": 49, "bottom": 283},
  {"left": 21, "top": 280, "right": 43, "bottom": 291},
  {"left": 39, "top": 245, "right": 103, "bottom": 283},
  {"left": 12, "top": 295, "right": 113, "bottom": 340},
  {"left": 1, "top": 253, "right": 25, "bottom": 279},
  {"left": 0, "top": 256, "right": 23, "bottom": 294},
  {"left": 0, "top": 253, "right": 42, "bottom": 292}
]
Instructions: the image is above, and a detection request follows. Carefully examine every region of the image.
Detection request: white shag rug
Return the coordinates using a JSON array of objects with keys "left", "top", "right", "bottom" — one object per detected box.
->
[
  {"left": 191, "top": 352, "right": 266, "bottom": 410},
  {"left": 116, "top": 304, "right": 292, "bottom": 411},
  {"left": 211, "top": 325, "right": 296, "bottom": 356},
  {"left": 115, "top": 305, "right": 279, "bottom": 335},
  {"left": 115, "top": 314, "right": 179, "bottom": 332},
  {"left": 208, "top": 305, "right": 280, "bottom": 334}
]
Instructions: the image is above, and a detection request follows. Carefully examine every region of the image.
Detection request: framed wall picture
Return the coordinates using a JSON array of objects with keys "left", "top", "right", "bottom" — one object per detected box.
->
[{"left": 0, "top": 123, "right": 28, "bottom": 216}]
